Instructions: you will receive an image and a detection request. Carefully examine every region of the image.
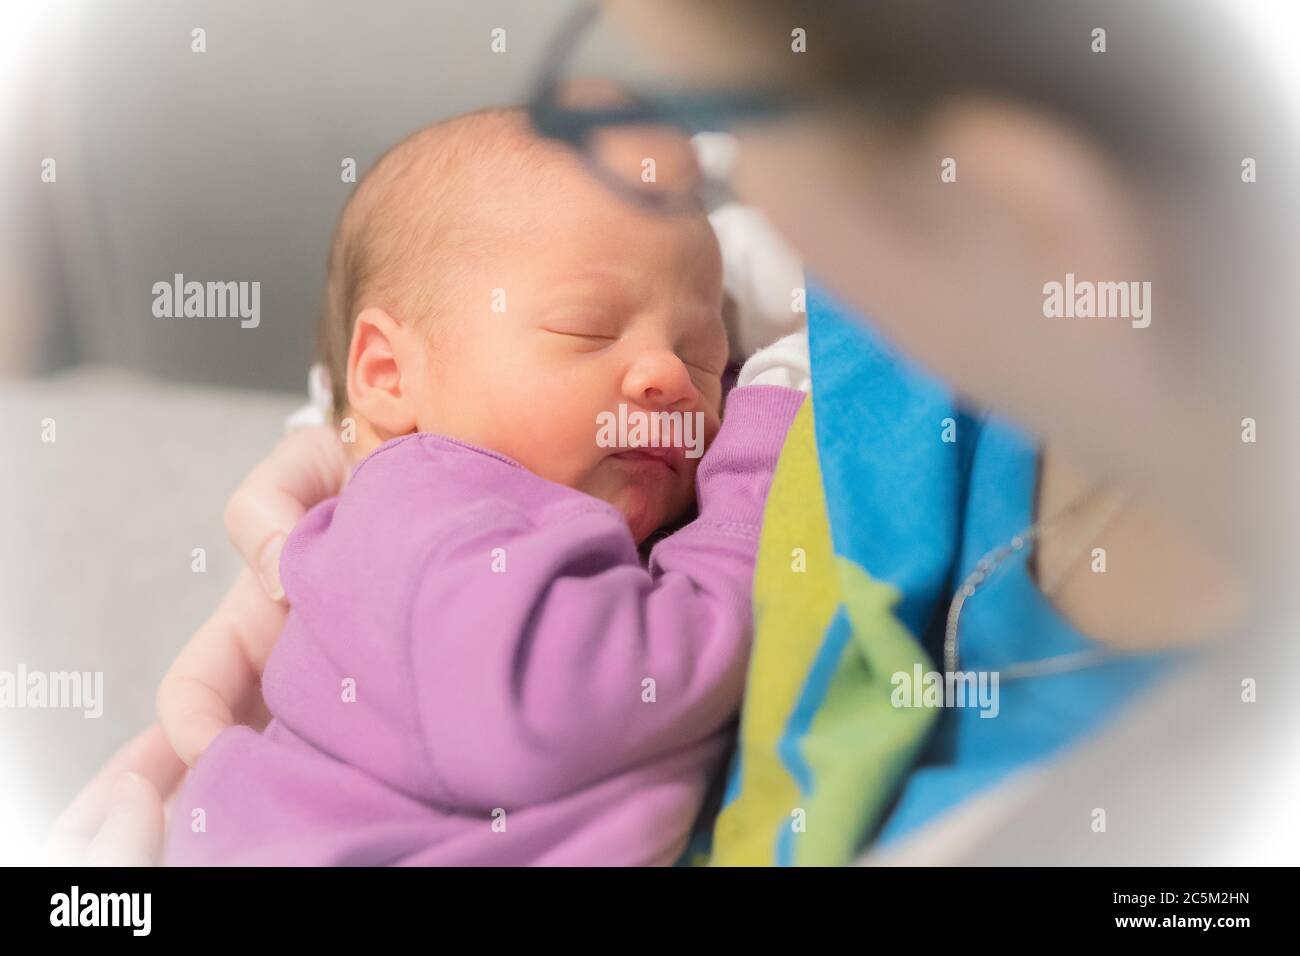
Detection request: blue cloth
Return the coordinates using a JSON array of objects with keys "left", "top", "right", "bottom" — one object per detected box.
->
[{"left": 805, "top": 280, "right": 1167, "bottom": 846}]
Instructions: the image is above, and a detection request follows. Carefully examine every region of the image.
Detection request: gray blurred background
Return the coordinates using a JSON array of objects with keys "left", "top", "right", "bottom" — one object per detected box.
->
[
  {"left": 0, "top": 0, "right": 636, "bottom": 859},
  {"left": 5, "top": 0, "right": 637, "bottom": 388}
]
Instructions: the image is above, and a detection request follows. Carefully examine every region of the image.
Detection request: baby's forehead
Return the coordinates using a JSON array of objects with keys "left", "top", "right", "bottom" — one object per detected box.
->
[
  {"left": 363, "top": 111, "right": 566, "bottom": 225},
  {"left": 358, "top": 109, "right": 721, "bottom": 315}
]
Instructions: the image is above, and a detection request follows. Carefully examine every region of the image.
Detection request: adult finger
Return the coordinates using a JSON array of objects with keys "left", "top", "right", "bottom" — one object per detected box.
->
[
  {"left": 224, "top": 425, "right": 348, "bottom": 601},
  {"left": 83, "top": 773, "right": 166, "bottom": 867}
]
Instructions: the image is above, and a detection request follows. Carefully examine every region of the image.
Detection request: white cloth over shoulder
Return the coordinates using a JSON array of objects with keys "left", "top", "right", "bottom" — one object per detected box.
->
[
  {"left": 693, "top": 130, "right": 807, "bottom": 361},
  {"left": 708, "top": 202, "right": 807, "bottom": 361},
  {"left": 284, "top": 363, "right": 333, "bottom": 432},
  {"left": 737, "top": 330, "right": 811, "bottom": 393}
]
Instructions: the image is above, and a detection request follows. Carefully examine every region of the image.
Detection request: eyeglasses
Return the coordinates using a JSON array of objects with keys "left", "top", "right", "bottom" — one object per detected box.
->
[{"left": 526, "top": 1, "right": 799, "bottom": 214}]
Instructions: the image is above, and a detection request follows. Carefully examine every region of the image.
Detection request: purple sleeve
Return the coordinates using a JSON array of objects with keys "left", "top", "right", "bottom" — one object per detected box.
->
[{"left": 411, "top": 385, "right": 805, "bottom": 810}]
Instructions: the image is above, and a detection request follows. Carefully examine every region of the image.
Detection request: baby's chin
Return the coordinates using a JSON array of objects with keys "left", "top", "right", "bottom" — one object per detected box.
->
[
  {"left": 576, "top": 454, "right": 696, "bottom": 543},
  {"left": 599, "top": 480, "right": 690, "bottom": 545},
  {"left": 619, "top": 498, "right": 673, "bottom": 545}
]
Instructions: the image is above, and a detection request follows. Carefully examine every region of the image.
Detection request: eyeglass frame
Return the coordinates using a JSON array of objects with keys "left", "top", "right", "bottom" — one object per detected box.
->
[{"left": 524, "top": 0, "right": 802, "bottom": 213}]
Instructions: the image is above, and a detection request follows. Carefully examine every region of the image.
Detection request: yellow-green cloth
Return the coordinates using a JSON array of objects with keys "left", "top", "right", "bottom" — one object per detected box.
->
[{"left": 708, "top": 398, "right": 937, "bottom": 866}]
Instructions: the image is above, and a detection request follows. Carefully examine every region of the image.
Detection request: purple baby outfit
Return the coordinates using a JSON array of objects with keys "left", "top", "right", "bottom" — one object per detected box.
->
[{"left": 166, "top": 385, "right": 804, "bottom": 865}]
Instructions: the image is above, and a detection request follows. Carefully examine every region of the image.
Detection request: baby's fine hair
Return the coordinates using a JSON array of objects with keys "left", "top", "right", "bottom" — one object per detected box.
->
[{"left": 318, "top": 107, "right": 566, "bottom": 418}]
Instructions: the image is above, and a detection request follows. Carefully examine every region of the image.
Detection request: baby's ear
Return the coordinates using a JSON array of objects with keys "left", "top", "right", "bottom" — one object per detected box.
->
[{"left": 345, "top": 307, "right": 419, "bottom": 438}]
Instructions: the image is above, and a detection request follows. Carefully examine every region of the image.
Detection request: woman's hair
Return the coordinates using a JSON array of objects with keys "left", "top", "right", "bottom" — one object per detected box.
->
[{"left": 718, "top": 0, "right": 1287, "bottom": 180}]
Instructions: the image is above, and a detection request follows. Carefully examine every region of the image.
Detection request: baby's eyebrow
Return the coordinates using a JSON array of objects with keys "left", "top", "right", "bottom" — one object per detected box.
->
[{"left": 548, "top": 266, "right": 640, "bottom": 293}]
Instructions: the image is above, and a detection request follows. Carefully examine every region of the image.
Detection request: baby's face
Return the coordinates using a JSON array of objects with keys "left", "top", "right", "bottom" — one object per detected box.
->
[{"left": 406, "top": 158, "right": 727, "bottom": 543}]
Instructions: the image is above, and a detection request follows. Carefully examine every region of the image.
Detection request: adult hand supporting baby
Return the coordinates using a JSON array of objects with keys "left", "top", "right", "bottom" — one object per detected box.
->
[
  {"left": 157, "top": 425, "right": 347, "bottom": 767},
  {"left": 42, "top": 724, "right": 184, "bottom": 866},
  {"left": 224, "top": 424, "right": 350, "bottom": 602},
  {"left": 49, "top": 425, "right": 348, "bottom": 864},
  {"left": 60, "top": 566, "right": 292, "bottom": 862}
]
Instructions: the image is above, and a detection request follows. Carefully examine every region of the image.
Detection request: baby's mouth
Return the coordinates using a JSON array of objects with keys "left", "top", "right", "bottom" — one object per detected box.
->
[{"left": 610, "top": 446, "right": 683, "bottom": 475}]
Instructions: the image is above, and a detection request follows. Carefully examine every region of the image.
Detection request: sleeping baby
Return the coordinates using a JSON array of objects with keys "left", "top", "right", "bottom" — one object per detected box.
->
[{"left": 163, "top": 107, "right": 805, "bottom": 866}]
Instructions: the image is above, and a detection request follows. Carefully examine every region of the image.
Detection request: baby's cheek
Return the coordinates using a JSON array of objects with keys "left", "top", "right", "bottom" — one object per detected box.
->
[{"left": 502, "top": 408, "right": 599, "bottom": 486}]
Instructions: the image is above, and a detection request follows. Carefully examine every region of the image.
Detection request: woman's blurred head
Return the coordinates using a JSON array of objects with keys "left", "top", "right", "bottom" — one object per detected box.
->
[{"left": 606, "top": 0, "right": 1299, "bottom": 570}]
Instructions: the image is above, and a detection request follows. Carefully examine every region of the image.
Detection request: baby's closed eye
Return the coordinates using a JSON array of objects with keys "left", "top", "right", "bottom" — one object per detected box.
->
[
  {"left": 683, "top": 355, "right": 724, "bottom": 376},
  {"left": 541, "top": 326, "right": 618, "bottom": 342},
  {"left": 539, "top": 321, "right": 724, "bottom": 377}
]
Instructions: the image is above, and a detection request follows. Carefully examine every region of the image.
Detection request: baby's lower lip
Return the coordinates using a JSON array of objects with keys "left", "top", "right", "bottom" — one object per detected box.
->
[{"left": 612, "top": 451, "right": 676, "bottom": 472}]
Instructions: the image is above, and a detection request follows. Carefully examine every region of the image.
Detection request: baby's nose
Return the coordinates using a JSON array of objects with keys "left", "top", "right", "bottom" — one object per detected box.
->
[{"left": 623, "top": 351, "right": 695, "bottom": 409}]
